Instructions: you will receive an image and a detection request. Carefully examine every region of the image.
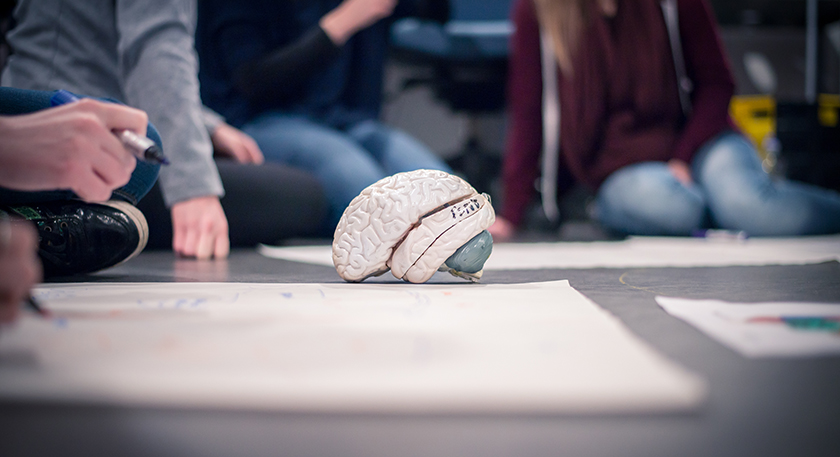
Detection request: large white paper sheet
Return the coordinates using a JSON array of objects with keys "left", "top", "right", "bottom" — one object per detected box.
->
[
  {"left": 656, "top": 296, "right": 840, "bottom": 357},
  {"left": 0, "top": 281, "right": 705, "bottom": 413},
  {"left": 259, "top": 235, "right": 840, "bottom": 270}
]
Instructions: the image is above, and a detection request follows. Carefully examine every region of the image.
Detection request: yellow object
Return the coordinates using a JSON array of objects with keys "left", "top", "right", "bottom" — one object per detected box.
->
[
  {"left": 818, "top": 94, "right": 839, "bottom": 128},
  {"left": 729, "top": 96, "right": 775, "bottom": 153},
  {"left": 729, "top": 95, "right": 776, "bottom": 170},
  {"left": 728, "top": 94, "right": 839, "bottom": 174}
]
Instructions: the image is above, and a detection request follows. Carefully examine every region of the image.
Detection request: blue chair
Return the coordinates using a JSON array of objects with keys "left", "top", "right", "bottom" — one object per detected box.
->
[{"left": 390, "top": 0, "right": 514, "bottom": 192}]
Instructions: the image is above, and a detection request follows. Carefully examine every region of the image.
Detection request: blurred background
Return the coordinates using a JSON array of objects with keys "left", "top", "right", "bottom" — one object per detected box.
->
[
  {"left": 383, "top": 0, "right": 840, "bottom": 235},
  {"left": 2, "top": 0, "right": 838, "bottom": 236}
]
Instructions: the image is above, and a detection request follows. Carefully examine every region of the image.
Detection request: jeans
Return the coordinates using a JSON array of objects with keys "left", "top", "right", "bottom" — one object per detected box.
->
[
  {"left": 0, "top": 87, "right": 160, "bottom": 206},
  {"left": 594, "top": 131, "right": 840, "bottom": 236},
  {"left": 243, "top": 113, "right": 451, "bottom": 226}
]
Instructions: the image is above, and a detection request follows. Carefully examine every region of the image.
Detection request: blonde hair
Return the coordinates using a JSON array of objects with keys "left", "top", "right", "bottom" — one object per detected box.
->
[{"left": 533, "top": 0, "right": 617, "bottom": 76}]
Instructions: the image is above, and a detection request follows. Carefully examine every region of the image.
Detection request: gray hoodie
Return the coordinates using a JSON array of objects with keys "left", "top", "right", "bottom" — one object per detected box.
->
[{"left": 2, "top": 0, "right": 224, "bottom": 206}]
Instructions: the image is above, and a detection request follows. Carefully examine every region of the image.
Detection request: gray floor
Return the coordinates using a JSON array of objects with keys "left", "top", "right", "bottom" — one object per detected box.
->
[{"left": 1, "top": 246, "right": 839, "bottom": 457}]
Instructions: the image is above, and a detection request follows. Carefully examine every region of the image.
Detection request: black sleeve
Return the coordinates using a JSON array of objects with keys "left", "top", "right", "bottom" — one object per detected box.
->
[
  {"left": 233, "top": 26, "right": 341, "bottom": 106},
  {"left": 395, "top": 0, "right": 449, "bottom": 23},
  {"left": 232, "top": 0, "right": 449, "bottom": 106}
]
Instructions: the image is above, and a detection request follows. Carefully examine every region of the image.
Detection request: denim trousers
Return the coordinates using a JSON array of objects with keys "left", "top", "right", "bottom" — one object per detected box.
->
[
  {"left": 243, "top": 113, "right": 451, "bottom": 225},
  {"left": 594, "top": 131, "right": 840, "bottom": 236},
  {"left": 0, "top": 87, "right": 160, "bottom": 206}
]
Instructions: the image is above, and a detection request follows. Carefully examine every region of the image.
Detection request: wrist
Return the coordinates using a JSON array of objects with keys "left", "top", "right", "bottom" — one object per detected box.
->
[{"left": 320, "top": 7, "right": 357, "bottom": 45}]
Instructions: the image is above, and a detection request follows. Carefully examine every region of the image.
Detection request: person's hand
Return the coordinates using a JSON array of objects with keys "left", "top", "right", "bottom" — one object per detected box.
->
[
  {"left": 668, "top": 159, "right": 693, "bottom": 186},
  {"left": 171, "top": 196, "right": 230, "bottom": 260},
  {"left": 320, "top": 0, "right": 397, "bottom": 45},
  {"left": 488, "top": 216, "right": 516, "bottom": 243},
  {"left": 0, "top": 219, "right": 41, "bottom": 324},
  {"left": 0, "top": 99, "right": 148, "bottom": 202},
  {"left": 211, "top": 123, "right": 264, "bottom": 164}
]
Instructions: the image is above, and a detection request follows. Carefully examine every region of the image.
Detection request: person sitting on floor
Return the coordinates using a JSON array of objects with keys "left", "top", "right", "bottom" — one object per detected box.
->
[
  {"left": 490, "top": 0, "right": 840, "bottom": 241},
  {"left": 196, "top": 0, "right": 452, "bottom": 230},
  {"left": 0, "top": 86, "right": 160, "bottom": 321},
  {"left": 3, "top": 0, "right": 328, "bottom": 259}
]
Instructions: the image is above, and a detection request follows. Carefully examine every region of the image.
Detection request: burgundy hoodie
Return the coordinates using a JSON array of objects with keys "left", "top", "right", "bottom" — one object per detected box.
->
[{"left": 501, "top": 0, "right": 736, "bottom": 226}]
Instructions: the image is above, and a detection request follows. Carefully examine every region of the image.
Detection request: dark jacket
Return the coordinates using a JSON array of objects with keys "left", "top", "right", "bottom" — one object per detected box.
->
[{"left": 197, "top": 0, "right": 447, "bottom": 129}]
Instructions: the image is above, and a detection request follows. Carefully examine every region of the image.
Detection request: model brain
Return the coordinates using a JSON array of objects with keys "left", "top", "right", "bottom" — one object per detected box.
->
[{"left": 332, "top": 169, "right": 495, "bottom": 283}]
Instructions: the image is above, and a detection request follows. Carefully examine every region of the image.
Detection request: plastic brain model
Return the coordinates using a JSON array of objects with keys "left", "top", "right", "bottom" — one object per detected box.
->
[{"left": 332, "top": 169, "right": 496, "bottom": 283}]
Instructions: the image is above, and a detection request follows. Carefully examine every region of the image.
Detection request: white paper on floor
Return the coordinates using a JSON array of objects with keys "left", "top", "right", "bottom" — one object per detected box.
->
[
  {"left": 0, "top": 281, "right": 705, "bottom": 413},
  {"left": 259, "top": 235, "right": 840, "bottom": 271},
  {"left": 656, "top": 296, "right": 840, "bottom": 357}
]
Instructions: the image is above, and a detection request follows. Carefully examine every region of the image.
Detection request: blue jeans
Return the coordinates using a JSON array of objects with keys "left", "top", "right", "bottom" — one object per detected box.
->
[
  {"left": 243, "top": 113, "right": 451, "bottom": 226},
  {"left": 0, "top": 87, "right": 160, "bottom": 206},
  {"left": 594, "top": 131, "right": 840, "bottom": 236}
]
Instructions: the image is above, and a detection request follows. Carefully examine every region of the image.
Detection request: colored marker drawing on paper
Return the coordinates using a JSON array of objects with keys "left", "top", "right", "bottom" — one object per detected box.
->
[
  {"left": 30, "top": 287, "right": 254, "bottom": 323},
  {"left": 0, "top": 282, "right": 706, "bottom": 413},
  {"left": 748, "top": 315, "right": 840, "bottom": 333},
  {"left": 657, "top": 297, "right": 840, "bottom": 357}
]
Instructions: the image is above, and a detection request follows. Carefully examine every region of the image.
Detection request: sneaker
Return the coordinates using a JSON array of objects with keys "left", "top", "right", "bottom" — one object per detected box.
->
[
  {"left": 332, "top": 169, "right": 495, "bottom": 284},
  {"left": 3, "top": 200, "right": 148, "bottom": 278}
]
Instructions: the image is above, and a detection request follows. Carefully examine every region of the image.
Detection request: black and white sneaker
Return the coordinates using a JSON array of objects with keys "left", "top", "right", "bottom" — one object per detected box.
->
[{"left": 3, "top": 200, "right": 148, "bottom": 278}]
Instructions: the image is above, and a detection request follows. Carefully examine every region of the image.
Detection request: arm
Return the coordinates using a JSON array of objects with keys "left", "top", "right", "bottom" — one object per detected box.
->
[
  {"left": 394, "top": 0, "right": 449, "bottom": 23},
  {"left": 234, "top": 26, "right": 343, "bottom": 105},
  {"left": 499, "top": 0, "right": 545, "bottom": 229},
  {"left": 116, "top": 0, "right": 228, "bottom": 259},
  {"left": 206, "top": 0, "right": 395, "bottom": 106},
  {"left": 320, "top": 0, "right": 396, "bottom": 45},
  {"left": 671, "top": 0, "right": 736, "bottom": 163}
]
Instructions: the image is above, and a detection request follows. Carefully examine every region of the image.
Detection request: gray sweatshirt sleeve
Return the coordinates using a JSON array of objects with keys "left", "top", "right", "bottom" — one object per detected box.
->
[
  {"left": 201, "top": 105, "right": 226, "bottom": 136},
  {"left": 116, "top": 0, "right": 224, "bottom": 207}
]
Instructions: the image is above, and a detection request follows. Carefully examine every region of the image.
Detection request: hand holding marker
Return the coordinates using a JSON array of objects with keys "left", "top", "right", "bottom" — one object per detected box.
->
[{"left": 50, "top": 90, "right": 169, "bottom": 165}]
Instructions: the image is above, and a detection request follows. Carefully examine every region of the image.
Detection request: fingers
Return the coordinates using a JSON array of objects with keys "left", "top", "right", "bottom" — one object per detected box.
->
[
  {"left": 81, "top": 98, "right": 149, "bottom": 136},
  {"left": 176, "top": 229, "right": 229, "bottom": 260},
  {"left": 667, "top": 159, "right": 693, "bottom": 185},
  {"left": 172, "top": 214, "right": 188, "bottom": 258},
  {"left": 229, "top": 142, "right": 250, "bottom": 164},
  {"left": 0, "top": 222, "right": 41, "bottom": 324},
  {"left": 242, "top": 134, "right": 265, "bottom": 164},
  {"left": 69, "top": 136, "right": 136, "bottom": 202},
  {"left": 88, "top": 148, "right": 135, "bottom": 189},
  {"left": 488, "top": 218, "right": 515, "bottom": 242},
  {"left": 214, "top": 232, "right": 230, "bottom": 260},
  {"left": 71, "top": 173, "right": 113, "bottom": 202},
  {"left": 170, "top": 197, "right": 230, "bottom": 260},
  {"left": 69, "top": 100, "right": 146, "bottom": 174},
  {"left": 56, "top": 101, "right": 141, "bottom": 201},
  {"left": 212, "top": 124, "right": 264, "bottom": 164},
  {"left": 0, "top": 99, "right": 143, "bottom": 202},
  {"left": 80, "top": 102, "right": 144, "bottom": 173},
  {"left": 193, "top": 230, "right": 230, "bottom": 260},
  {"left": 195, "top": 230, "right": 215, "bottom": 260},
  {"left": 176, "top": 226, "right": 229, "bottom": 260}
]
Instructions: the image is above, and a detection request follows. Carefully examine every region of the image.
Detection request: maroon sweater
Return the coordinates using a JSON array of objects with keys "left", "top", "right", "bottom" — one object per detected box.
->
[{"left": 501, "top": 0, "right": 736, "bottom": 226}]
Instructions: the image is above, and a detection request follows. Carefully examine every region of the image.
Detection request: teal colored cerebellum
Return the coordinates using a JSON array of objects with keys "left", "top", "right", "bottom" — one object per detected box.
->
[{"left": 443, "top": 230, "right": 494, "bottom": 274}]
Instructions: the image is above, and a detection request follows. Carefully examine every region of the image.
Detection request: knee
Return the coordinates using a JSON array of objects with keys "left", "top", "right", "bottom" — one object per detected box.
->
[
  {"left": 708, "top": 187, "right": 821, "bottom": 236},
  {"left": 694, "top": 132, "right": 761, "bottom": 184},
  {"left": 596, "top": 164, "right": 707, "bottom": 236}
]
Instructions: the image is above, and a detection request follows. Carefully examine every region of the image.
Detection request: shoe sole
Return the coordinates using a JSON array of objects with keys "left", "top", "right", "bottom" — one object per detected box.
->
[
  {"left": 332, "top": 169, "right": 495, "bottom": 283},
  {"left": 101, "top": 200, "right": 149, "bottom": 267}
]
